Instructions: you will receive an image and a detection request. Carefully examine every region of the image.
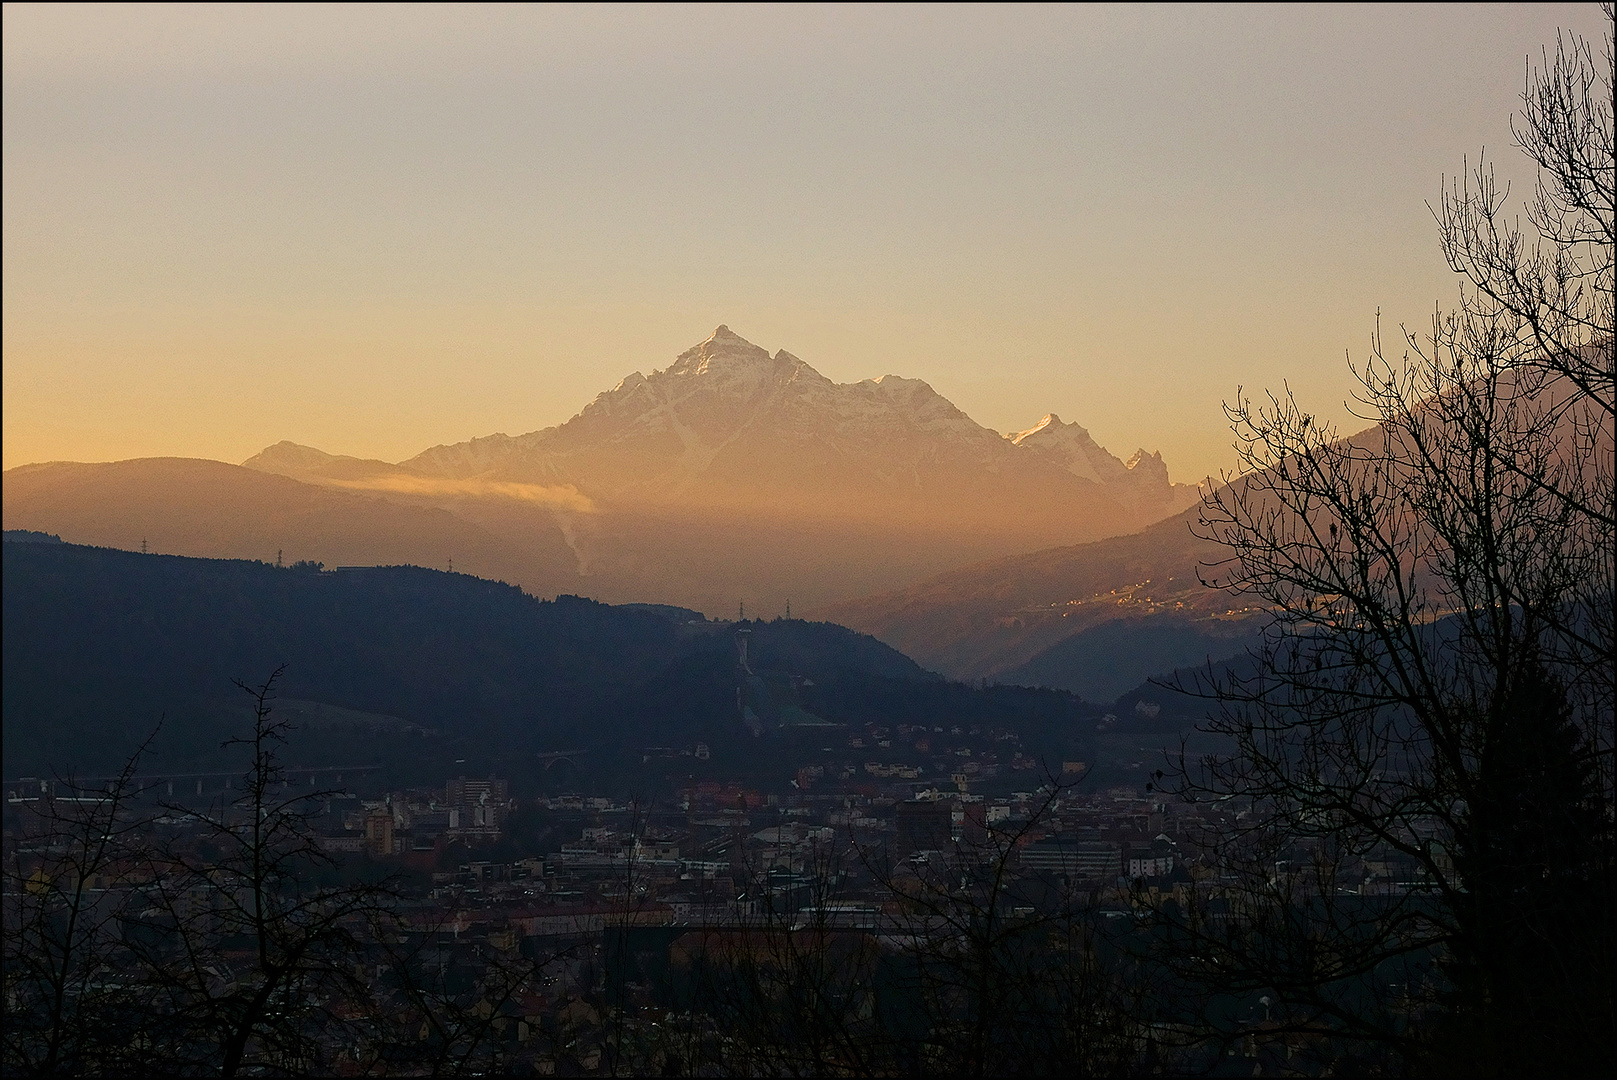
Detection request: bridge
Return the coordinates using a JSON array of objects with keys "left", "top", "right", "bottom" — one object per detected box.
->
[{"left": 5, "top": 765, "right": 383, "bottom": 801}]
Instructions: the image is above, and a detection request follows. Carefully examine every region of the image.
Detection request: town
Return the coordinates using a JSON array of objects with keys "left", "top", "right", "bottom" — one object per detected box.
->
[{"left": 4, "top": 705, "right": 1440, "bottom": 1075}]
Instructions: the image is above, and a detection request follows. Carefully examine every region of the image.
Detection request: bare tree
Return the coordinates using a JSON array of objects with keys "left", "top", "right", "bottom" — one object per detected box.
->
[
  {"left": 116, "top": 668, "right": 399, "bottom": 1075},
  {"left": 2, "top": 734, "right": 158, "bottom": 1075},
  {"left": 650, "top": 831, "right": 890, "bottom": 1076},
  {"left": 1434, "top": 4, "right": 1615, "bottom": 778},
  {"left": 2, "top": 672, "right": 609, "bottom": 1077},
  {"left": 1161, "top": 13, "right": 1614, "bottom": 1075},
  {"left": 373, "top": 899, "right": 581, "bottom": 1077},
  {"left": 857, "top": 778, "right": 1146, "bottom": 1078}
]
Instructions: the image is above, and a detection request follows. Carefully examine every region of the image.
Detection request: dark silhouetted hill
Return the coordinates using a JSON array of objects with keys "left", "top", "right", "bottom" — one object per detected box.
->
[
  {"left": 999, "top": 618, "right": 1260, "bottom": 704},
  {"left": 2, "top": 541, "right": 1098, "bottom": 789}
]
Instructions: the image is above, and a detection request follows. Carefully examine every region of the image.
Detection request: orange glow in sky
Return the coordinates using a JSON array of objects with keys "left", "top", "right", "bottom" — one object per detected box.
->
[{"left": 3, "top": 3, "right": 1605, "bottom": 480}]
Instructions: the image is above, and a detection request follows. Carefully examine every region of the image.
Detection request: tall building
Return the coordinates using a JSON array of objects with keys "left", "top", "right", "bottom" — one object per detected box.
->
[
  {"left": 364, "top": 809, "right": 395, "bottom": 857},
  {"left": 447, "top": 776, "right": 509, "bottom": 834},
  {"left": 1019, "top": 839, "right": 1122, "bottom": 879}
]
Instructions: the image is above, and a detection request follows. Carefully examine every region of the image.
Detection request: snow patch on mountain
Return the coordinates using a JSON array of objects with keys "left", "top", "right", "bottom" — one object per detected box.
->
[
  {"left": 407, "top": 432, "right": 532, "bottom": 477},
  {"left": 1009, "top": 413, "right": 1131, "bottom": 485}
]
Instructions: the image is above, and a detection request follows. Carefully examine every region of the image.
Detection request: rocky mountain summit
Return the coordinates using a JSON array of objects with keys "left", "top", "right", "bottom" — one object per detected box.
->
[
  {"left": 1008, "top": 412, "right": 1187, "bottom": 509},
  {"left": 396, "top": 326, "right": 1197, "bottom": 521},
  {"left": 237, "top": 326, "right": 1203, "bottom": 612}
]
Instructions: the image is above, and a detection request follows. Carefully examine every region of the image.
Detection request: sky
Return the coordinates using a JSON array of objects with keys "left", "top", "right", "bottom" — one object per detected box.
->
[{"left": 3, "top": 3, "right": 1607, "bottom": 481}]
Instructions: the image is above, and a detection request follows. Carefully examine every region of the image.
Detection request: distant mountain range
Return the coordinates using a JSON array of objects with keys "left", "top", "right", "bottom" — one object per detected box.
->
[
  {"left": 3, "top": 326, "right": 1198, "bottom": 616},
  {"left": 379, "top": 326, "right": 1193, "bottom": 520}
]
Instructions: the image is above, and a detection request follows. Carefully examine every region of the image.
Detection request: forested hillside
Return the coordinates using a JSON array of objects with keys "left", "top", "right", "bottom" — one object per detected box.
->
[{"left": 2, "top": 541, "right": 1099, "bottom": 788}]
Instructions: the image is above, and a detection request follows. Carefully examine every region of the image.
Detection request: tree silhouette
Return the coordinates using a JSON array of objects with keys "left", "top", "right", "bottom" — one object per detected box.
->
[{"left": 1163, "top": 13, "right": 1614, "bottom": 1074}]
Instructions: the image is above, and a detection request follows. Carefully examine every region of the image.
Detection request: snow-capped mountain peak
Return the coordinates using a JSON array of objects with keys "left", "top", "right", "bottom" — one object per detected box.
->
[
  {"left": 227, "top": 325, "right": 1212, "bottom": 617},
  {"left": 401, "top": 326, "right": 1193, "bottom": 520},
  {"left": 1008, "top": 412, "right": 1122, "bottom": 484},
  {"left": 666, "top": 325, "right": 773, "bottom": 377},
  {"left": 1009, "top": 412, "right": 1080, "bottom": 441}
]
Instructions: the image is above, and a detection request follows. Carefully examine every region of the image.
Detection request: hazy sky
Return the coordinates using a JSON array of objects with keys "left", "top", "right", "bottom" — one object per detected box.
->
[{"left": 4, "top": 3, "right": 1606, "bottom": 480}]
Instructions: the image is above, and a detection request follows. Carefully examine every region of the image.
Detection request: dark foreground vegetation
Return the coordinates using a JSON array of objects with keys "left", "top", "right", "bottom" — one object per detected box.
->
[{"left": 5, "top": 14, "right": 1614, "bottom": 1077}]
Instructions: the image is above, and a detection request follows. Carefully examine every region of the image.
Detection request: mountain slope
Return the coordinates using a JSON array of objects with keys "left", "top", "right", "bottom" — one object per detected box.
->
[
  {"left": 816, "top": 501, "right": 1262, "bottom": 681},
  {"left": 816, "top": 383, "right": 1568, "bottom": 685},
  {"left": 1, "top": 458, "right": 580, "bottom": 597},
  {"left": 997, "top": 617, "right": 1259, "bottom": 704}
]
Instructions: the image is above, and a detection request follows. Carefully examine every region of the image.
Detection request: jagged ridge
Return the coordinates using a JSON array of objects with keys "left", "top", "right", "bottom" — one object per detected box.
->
[{"left": 397, "top": 326, "right": 1196, "bottom": 519}]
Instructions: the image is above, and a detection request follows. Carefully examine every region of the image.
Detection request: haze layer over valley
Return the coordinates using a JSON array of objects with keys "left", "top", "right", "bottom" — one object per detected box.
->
[{"left": 3, "top": 327, "right": 1198, "bottom": 616}]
